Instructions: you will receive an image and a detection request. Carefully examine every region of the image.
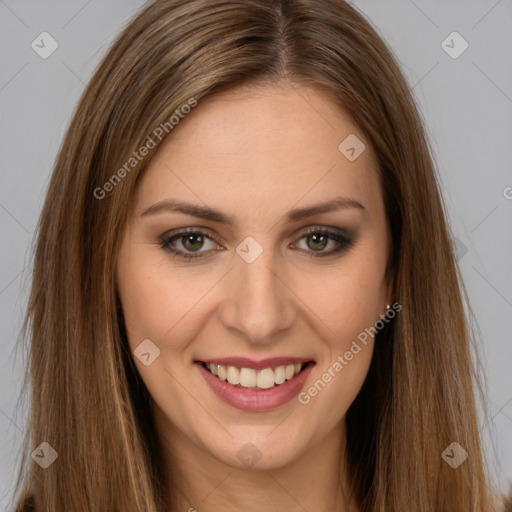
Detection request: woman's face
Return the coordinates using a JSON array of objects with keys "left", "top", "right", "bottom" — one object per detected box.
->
[{"left": 116, "top": 81, "right": 391, "bottom": 471}]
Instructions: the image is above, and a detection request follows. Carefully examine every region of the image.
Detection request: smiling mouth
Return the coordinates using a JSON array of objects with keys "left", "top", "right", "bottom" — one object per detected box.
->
[{"left": 199, "top": 361, "right": 314, "bottom": 390}]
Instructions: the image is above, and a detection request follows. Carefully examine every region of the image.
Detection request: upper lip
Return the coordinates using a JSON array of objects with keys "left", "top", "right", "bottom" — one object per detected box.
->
[{"left": 197, "top": 357, "right": 315, "bottom": 370}]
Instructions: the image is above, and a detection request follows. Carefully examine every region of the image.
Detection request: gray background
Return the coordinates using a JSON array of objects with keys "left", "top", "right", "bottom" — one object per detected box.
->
[{"left": 0, "top": 0, "right": 511, "bottom": 509}]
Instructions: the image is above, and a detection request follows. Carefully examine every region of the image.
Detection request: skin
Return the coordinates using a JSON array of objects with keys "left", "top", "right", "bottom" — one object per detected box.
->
[{"left": 116, "top": 80, "right": 392, "bottom": 512}]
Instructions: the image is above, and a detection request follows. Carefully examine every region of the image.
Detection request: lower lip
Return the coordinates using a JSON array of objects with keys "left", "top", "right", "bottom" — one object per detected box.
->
[{"left": 196, "top": 362, "right": 315, "bottom": 411}]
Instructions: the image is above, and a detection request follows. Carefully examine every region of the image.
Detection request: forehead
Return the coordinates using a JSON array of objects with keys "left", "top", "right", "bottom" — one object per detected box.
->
[{"left": 133, "top": 81, "right": 383, "bottom": 225}]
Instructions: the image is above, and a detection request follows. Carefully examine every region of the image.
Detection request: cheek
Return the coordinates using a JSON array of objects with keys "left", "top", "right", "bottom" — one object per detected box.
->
[
  {"left": 299, "top": 348, "right": 373, "bottom": 435},
  {"left": 296, "top": 255, "right": 383, "bottom": 413},
  {"left": 307, "top": 257, "right": 386, "bottom": 342},
  {"left": 298, "top": 288, "right": 376, "bottom": 426},
  {"left": 116, "top": 252, "right": 206, "bottom": 425},
  {"left": 117, "top": 246, "right": 207, "bottom": 349},
  {"left": 117, "top": 271, "right": 171, "bottom": 346}
]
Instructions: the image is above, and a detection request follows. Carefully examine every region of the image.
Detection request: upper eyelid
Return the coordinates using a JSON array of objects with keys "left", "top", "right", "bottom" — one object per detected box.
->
[
  {"left": 161, "top": 227, "right": 220, "bottom": 246},
  {"left": 162, "top": 224, "right": 348, "bottom": 239}
]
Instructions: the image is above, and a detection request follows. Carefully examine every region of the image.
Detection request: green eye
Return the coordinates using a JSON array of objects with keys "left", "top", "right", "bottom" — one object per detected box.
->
[
  {"left": 160, "top": 227, "right": 353, "bottom": 260},
  {"left": 293, "top": 228, "right": 353, "bottom": 258},
  {"left": 161, "top": 229, "right": 218, "bottom": 259}
]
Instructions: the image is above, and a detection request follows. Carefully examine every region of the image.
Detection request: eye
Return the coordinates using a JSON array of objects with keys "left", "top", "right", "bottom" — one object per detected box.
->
[
  {"left": 160, "top": 229, "right": 221, "bottom": 260},
  {"left": 292, "top": 227, "right": 353, "bottom": 258},
  {"left": 160, "top": 226, "right": 353, "bottom": 261}
]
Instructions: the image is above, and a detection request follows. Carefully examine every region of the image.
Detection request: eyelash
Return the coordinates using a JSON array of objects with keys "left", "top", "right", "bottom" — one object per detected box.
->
[{"left": 160, "top": 227, "right": 353, "bottom": 260}]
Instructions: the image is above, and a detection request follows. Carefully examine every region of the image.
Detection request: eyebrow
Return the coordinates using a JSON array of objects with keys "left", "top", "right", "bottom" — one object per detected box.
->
[{"left": 140, "top": 196, "right": 365, "bottom": 227}]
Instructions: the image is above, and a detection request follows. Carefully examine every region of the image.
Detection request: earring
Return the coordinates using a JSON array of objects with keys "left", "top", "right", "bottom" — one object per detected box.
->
[{"left": 377, "top": 304, "right": 393, "bottom": 324}]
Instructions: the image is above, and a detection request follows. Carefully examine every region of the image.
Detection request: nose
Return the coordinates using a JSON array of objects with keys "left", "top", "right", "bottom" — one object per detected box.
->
[{"left": 218, "top": 248, "right": 296, "bottom": 345}]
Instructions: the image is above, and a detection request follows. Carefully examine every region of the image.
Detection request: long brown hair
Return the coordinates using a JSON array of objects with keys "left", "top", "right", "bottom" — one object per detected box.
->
[{"left": 12, "top": 0, "right": 501, "bottom": 510}]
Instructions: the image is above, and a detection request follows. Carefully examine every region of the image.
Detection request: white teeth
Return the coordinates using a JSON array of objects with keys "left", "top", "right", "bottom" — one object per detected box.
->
[
  {"left": 274, "top": 365, "right": 286, "bottom": 385},
  {"left": 217, "top": 365, "right": 227, "bottom": 381},
  {"left": 239, "top": 367, "right": 257, "bottom": 387},
  {"left": 204, "top": 362, "right": 306, "bottom": 389},
  {"left": 226, "top": 366, "right": 240, "bottom": 385},
  {"left": 256, "top": 368, "right": 275, "bottom": 389}
]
